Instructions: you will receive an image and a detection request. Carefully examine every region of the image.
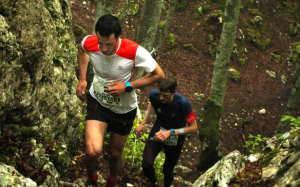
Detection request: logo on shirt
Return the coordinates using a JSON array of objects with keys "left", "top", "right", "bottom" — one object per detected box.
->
[
  {"left": 172, "top": 114, "right": 176, "bottom": 117},
  {"left": 117, "top": 66, "right": 123, "bottom": 70},
  {"left": 157, "top": 108, "right": 162, "bottom": 113}
]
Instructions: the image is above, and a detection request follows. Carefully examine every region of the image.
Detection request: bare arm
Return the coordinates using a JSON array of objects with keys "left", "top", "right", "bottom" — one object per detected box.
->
[
  {"left": 154, "top": 119, "right": 198, "bottom": 141},
  {"left": 136, "top": 103, "right": 154, "bottom": 137},
  {"left": 107, "top": 63, "right": 165, "bottom": 96},
  {"left": 131, "top": 63, "right": 165, "bottom": 89},
  {"left": 76, "top": 45, "right": 89, "bottom": 101}
]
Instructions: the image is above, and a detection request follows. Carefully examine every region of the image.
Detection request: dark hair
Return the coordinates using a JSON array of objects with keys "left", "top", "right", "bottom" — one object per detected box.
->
[
  {"left": 95, "top": 14, "right": 122, "bottom": 39},
  {"left": 157, "top": 77, "right": 177, "bottom": 93}
]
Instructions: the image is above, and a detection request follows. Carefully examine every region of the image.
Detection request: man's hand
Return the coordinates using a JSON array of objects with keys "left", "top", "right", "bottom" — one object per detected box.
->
[
  {"left": 154, "top": 130, "right": 171, "bottom": 142},
  {"left": 106, "top": 82, "right": 126, "bottom": 97},
  {"left": 136, "top": 122, "right": 145, "bottom": 138},
  {"left": 76, "top": 80, "right": 87, "bottom": 101}
]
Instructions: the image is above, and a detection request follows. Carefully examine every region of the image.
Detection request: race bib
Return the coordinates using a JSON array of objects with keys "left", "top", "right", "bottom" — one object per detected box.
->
[
  {"left": 92, "top": 75, "right": 122, "bottom": 106},
  {"left": 161, "top": 127, "right": 178, "bottom": 146}
]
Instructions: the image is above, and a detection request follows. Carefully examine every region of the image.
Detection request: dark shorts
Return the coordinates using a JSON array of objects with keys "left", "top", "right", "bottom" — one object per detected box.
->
[{"left": 85, "top": 93, "right": 137, "bottom": 136}]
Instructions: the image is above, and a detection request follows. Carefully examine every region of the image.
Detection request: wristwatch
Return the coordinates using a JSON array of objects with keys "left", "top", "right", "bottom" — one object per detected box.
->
[
  {"left": 125, "top": 82, "right": 133, "bottom": 92},
  {"left": 170, "top": 129, "right": 176, "bottom": 136}
]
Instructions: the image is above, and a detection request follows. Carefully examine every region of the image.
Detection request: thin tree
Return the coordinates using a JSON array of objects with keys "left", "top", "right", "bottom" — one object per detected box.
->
[
  {"left": 134, "top": 0, "right": 163, "bottom": 79},
  {"left": 197, "top": 0, "right": 242, "bottom": 171},
  {"left": 93, "top": 0, "right": 114, "bottom": 33},
  {"left": 276, "top": 55, "right": 300, "bottom": 134},
  {"left": 155, "top": 0, "right": 177, "bottom": 52},
  {"left": 135, "top": 0, "right": 163, "bottom": 52}
]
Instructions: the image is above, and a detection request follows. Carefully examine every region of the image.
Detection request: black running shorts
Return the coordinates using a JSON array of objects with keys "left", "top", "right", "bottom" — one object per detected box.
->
[{"left": 85, "top": 93, "right": 137, "bottom": 136}]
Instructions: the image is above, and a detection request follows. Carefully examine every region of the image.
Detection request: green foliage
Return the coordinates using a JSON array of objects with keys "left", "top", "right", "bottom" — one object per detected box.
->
[
  {"left": 78, "top": 111, "right": 86, "bottom": 138},
  {"left": 281, "top": 116, "right": 300, "bottom": 130},
  {"left": 296, "top": 44, "right": 300, "bottom": 54},
  {"left": 243, "top": 133, "right": 269, "bottom": 154},
  {"left": 124, "top": 113, "right": 165, "bottom": 182}
]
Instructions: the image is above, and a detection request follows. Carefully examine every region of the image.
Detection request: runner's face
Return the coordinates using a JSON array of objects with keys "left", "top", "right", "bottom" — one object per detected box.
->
[
  {"left": 158, "top": 91, "right": 174, "bottom": 104},
  {"left": 96, "top": 32, "right": 119, "bottom": 55}
]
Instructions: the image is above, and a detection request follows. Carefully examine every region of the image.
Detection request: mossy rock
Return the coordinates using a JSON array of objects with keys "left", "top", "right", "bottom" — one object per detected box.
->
[
  {"left": 247, "top": 28, "right": 271, "bottom": 52},
  {"left": 166, "top": 33, "right": 177, "bottom": 49},
  {"left": 239, "top": 57, "right": 247, "bottom": 67},
  {"left": 247, "top": 8, "right": 261, "bottom": 16},
  {"left": 229, "top": 68, "right": 241, "bottom": 82},
  {"left": 183, "top": 43, "right": 196, "bottom": 53},
  {"left": 158, "top": 20, "right": 166, "bottom": 30},
  {"left": 288, "top": 22, "right": 299, "bottom": 37},
  {"left": 271, "top": 53, "right": 281, "bottom": 63}
]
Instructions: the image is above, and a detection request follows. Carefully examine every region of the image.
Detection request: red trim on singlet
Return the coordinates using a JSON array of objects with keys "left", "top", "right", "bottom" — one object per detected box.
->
[
  {"left": 185, "top": 109, "right": 196, "bottom": 124},
  {"left": 116, "top": 38, "right": 138, "bottom": 60},
  {"left": 116, "top": 38, "right": 138, "bottom": 82},
  {"left": 83, "top": 35, "right": 99, "bottom": 52}
]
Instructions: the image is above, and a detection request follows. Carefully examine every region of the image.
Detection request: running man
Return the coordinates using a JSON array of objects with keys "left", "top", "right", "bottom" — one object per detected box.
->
[
  {"left": 76, "top": 14, "right": 165, "bottom": 187},
  {"left": 137, "top": 77, "right": 198, "bottom": 187}
]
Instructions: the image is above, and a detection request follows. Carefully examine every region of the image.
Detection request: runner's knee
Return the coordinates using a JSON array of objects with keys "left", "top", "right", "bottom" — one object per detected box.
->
[
  {"left": 110, "top": 149, "right": 123, "bottom": 160},
  {"left": 86, "top": 144, "right": 102, "bottom": 158}
]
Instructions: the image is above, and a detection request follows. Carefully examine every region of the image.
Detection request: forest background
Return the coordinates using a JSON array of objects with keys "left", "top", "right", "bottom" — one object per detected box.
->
[{"left": 69, "top": 0, "right": 300, "bottom": 185}]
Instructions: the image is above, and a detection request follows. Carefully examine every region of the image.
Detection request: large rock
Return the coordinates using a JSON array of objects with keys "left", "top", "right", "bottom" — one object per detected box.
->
[
  {"left": 0, "top": 0, "right": 82, "bottom": 182},
  {"left": 192, "top": 150, "right": 245, "bottom": 187},
  {"left": 192, "top": 127, "right": 300, "bottom": 186},
  {"left": 0, "top": 163, "right": 37, "bottom": 187}
]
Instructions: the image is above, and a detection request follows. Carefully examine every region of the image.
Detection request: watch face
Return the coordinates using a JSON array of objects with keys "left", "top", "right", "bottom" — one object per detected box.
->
[
  {"left": 171, "top": 129, "right": 176, "bottom": 136},
  {"left": 125, "top": 86, "right": 133, "bottom": 92}
]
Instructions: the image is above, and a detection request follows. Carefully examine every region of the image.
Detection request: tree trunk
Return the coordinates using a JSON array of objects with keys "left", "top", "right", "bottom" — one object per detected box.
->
[
  {"left": 276, "top": 55, "right": 300, "bottom": 134},
  {"left": 135, "top": 0, "right": 163, "bottom": 52},
  {"left": 134, "top": 0, "right": 163, "bottom": 79},
  {"left": 93, "top": 0, "right": 114, "bottom": 33},
  {"left": 197, "top": 0, "right": 241, "bottom": 171},
  {"left": 155, "top": 0, "right": 177, "bottom": 52}
]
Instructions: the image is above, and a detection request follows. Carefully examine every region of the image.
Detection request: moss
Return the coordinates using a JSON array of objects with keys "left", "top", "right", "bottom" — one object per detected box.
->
[
  {"left": 183, "top": 44, "right": 196, "bottom": 53},
  {"left": 239, "top": 58, "right": 247, "bottom": 66},
  {"left": 282, "top": 1, "right": 298, "bottom": 13},
  {"left": 288, "top": 22, "right": 299, "bottom": 37},
  {"left": 3, "top": 124, "right": 20, "bottom": 131},
  {"left": 247, "top": 8, "right": 261, "bottom": 16},
  {"left": 229, "top": 68, "right": 241, "bottom": 82},
  {"left": 202, "top": 5, "right": 211, "bottom": 14},
  {"left": 197, "top": 98, "right": 223, "bottom": 170},
  {"left": 291, "top": 53, "right": 299, "bottom": 63},
  {"left": 175, "top": 0, "right": 189, "bottom": 11},
  {"left": 166, "top": 33, "right": 177, "bottom": 49},
  {"left": 158, "top": 20, "right": 166, "bottom": 30},
  {"left": 128, "top": 3, "right": 139, "bottom": 16},
  {"left": 296, "top": 44, "right": 300, "bottom": 54},
  {"left": 19, "top": 126, "right": 38, "bottom": 137},
  {"left": 72, "top": 23, "right": 88, "bottom": 40},
  {"left": 247, "top": 28, "right": 271, "bottom": 52},
  {"left": 262, "top": 148, "right": 280, "bottom": 167}
]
